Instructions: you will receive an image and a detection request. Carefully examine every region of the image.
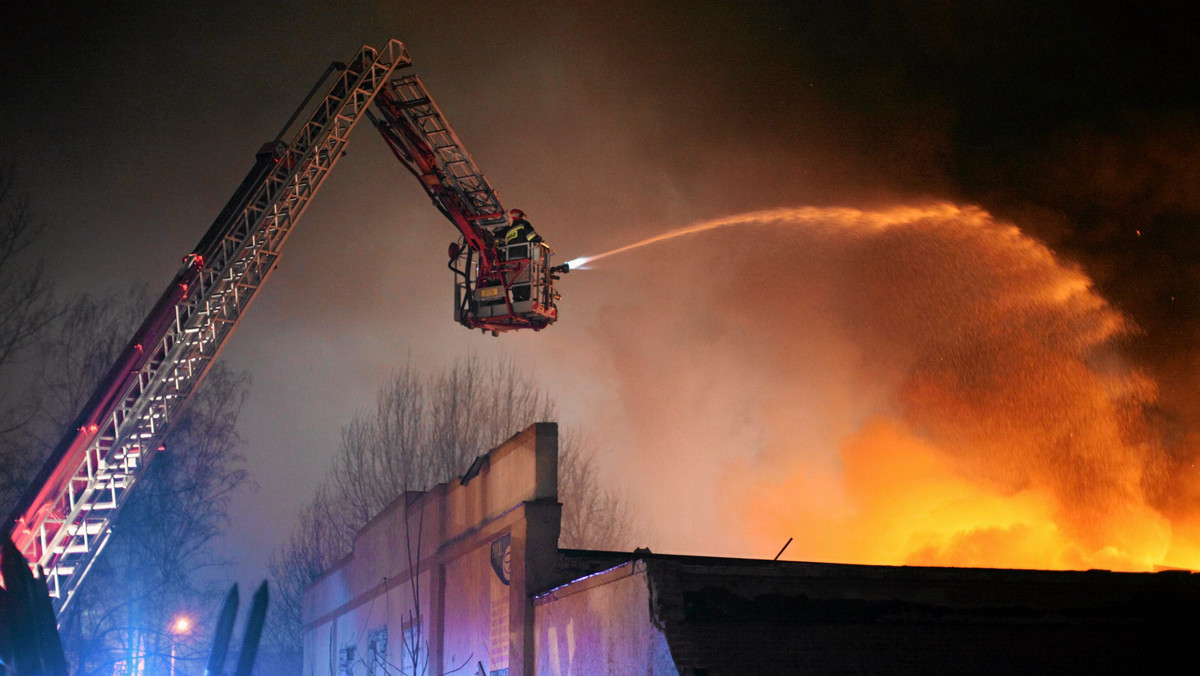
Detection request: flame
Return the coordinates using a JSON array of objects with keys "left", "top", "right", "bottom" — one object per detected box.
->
[
  {"left": 589, "top": 203, "right": 1200, "bottom": 572},
  {"left": 735, "top": 419, "right": 1173, "bottom": 571}
]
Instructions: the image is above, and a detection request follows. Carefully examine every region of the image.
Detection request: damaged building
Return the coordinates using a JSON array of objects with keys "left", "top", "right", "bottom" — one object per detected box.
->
[{"left": 303, "top": 423, "right": 1200, "bottom": 675}]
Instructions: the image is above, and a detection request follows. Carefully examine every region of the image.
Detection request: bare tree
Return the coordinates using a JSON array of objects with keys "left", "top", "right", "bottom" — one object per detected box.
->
[
  {"left": 265, "top": 356, "right": 634, "bottom": 674},
  {"left": 0, "top": 168, "right": 57, "bottom": 507},
  {"left": 265, "top": 485, "right": 346, "bottom": 675},
  {"left": 425, "top": 357, "right": 554, "bottom": 480},
  {"left": 557, "top": 428, "right": 633, "bottom": 551},
  {"left": 0, "top": 170, "right": 55, "bottom": 381},
  {"left": 1, "top": 289, "right": 148, "bottom": 524},
  {"left": 0, "top": 171, "right": 250, "bottom": 675},
  {"left": 54, "top": 361, "right": 250, "bottom": 676},
  {"left": 0, "top": 288, "right": 251, "bottom": 676},
  {"left": 32, "top": 290, "right": 147, "bottom": 430}
]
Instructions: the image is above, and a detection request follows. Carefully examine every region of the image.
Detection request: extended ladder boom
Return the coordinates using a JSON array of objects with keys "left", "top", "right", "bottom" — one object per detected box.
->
[
  {"left": 373, "top": 75, "right": 562, "bottom": 333},
  {"left": 4, "top": 38, "right": 565, "bottom": 618},
  {"left": 374, "top": 75, "right": 505, "bottom": 262},
  {"left": 3, "top": 41, "right": 410, "bottom": 614}
]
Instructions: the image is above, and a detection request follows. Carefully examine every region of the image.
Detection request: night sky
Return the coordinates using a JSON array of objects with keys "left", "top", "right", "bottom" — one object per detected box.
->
[{"left": 5, "top": 1, "right": 1200, "bottom": 583}]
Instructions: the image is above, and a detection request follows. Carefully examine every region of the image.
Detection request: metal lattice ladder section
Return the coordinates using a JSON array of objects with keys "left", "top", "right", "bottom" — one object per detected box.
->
[
  {"left": 23, "top": 41, "right": 412, "bottom": 614},
  {"left": 388, "top": 74, "right": 508, "bottom": 229}
]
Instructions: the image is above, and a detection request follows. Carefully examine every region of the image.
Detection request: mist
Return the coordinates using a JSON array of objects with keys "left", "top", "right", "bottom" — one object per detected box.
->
[
  {"left": 563, "top": 204, "right": 1200, "bottom": 571},
  {"left": 5, "top": 1, "right": 1200, "bottom": 583}
]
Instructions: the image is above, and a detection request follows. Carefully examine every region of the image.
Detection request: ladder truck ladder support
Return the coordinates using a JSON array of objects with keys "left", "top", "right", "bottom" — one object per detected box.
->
[
  {"left": 2, "top": 41, "right": 410, "bottom": 616},
  {"left": 2, "top": 37, "right": 566, "bottom": 621},
  {"left": 372, "top": 75, "right": 561, "bottom": 333}
]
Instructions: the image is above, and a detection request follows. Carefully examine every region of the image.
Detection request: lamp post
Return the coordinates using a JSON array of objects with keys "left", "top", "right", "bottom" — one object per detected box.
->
[{"left": 170, "top": 616, "right": 191, "bottom": 676}]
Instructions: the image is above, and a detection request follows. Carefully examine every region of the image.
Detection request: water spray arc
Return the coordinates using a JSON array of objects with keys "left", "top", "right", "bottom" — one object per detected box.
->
[
  {"left": 573, "top": 200, "right": 1199, "bottom": 572},
  {"left": 566, "top": 202, "right": 1001, "bottom": 270}
]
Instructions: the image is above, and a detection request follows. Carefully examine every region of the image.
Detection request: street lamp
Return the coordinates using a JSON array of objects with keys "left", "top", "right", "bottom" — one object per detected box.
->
[{"left": 170, "top": 615, "right": 191, "bottom": 676}]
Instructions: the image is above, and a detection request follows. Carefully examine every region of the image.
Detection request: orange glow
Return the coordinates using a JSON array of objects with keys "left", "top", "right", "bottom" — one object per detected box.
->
[
  {"left": 735, "top": 419, "right": 1179, "bottom": 571},
  {"left": 591, "top": 203, "right": 1200, "bottom": 573},
  {"left": 172, "top": 615, "right": 191, "bottom": 634}
]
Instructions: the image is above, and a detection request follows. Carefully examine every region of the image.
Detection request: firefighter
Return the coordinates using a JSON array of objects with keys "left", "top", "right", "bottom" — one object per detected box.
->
[{"left": 500, "top": 208, "right": 542, "bottom": 245}]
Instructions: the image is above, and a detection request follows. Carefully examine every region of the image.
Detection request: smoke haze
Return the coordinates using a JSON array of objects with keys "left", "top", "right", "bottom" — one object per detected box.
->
[
  {"left": 5, "top": 2, "right": 1200, "bottom": 581},
  {"left": 573, "top": 205, "right": 1199, "bottom": 570}
]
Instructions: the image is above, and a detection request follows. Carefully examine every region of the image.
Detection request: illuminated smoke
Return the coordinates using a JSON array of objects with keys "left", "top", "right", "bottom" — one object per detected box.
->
[{"left": 585, "top": 203, "right": 1200, "bottom": 571}]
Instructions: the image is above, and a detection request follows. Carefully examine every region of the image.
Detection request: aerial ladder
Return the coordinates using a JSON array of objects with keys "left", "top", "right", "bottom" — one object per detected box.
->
[
  {"left": 373, "top": 76, "right": 564, "bottom": 332},
  {"left": 0, "top": 39, "right": 566, "bottom": 617}
]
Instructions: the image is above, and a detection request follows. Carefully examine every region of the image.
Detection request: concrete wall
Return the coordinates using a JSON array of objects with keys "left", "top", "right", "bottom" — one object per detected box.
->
[
  {"left": 303, "top": 423, "right": 560, "bottom": 676},
  {"left": 534, "top": 560, "right": 677, "bottom": 676},
  {"left": 303, "top": 419, "right": 1200, "bottom": 675}
]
